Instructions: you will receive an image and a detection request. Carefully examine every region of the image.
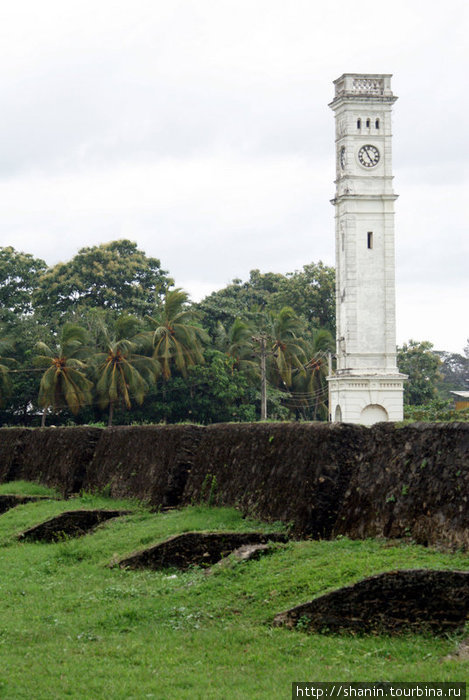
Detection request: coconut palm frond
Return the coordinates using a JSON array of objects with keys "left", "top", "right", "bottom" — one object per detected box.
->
[
  {"left": 35, "top": 324, "right": 91, "bottom": 424},
  {"left": 93, "top": 316, "right": 160, "bottom": 424},
  {"left": 147, "top": 289, "right": 207, "bottom": 381}
]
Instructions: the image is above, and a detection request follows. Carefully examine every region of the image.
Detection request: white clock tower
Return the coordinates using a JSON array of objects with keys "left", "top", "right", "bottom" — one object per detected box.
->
[{"left": 327, "top": 73, "right": 405, "bottom": 424}]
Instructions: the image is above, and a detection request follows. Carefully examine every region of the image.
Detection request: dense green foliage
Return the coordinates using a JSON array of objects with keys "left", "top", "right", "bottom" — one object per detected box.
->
[
  {"left": 0, "top": 247, "right": 47, "bottom": 322},
  {"left": 435, "top": 349, "right": 469, "bottom": 399},
  {"left": 145, "top": 288, "right": 208, "bottom": 380},
  {"left": 33, "top": 239, "right": 173, "bottom": 323},
  {"left": 34, "top": 323, "right": 93, "bottom": 425},
  {"left": 397, "top": 340, "right": 443, "bottom": 406},
  {"left": 0, "top": 490, "right": 467, "bottom": 697},
  {"left": 0, "top": 242, "right": 337, "bottom": 425},
  {"left": 0, "top": 241, "right": 467, "bottom": 425},
  {"left": 197, "top": 262, "right": 335, "bottom": 337},
  {"left": 93, "top": 316, "right": 161, "bottom": 426},
  {"left": 0, "top": 336, "right": 15, "bottom": 407},
  {"left": 404, "top": 398, "right": 469, "bottom": 422}
]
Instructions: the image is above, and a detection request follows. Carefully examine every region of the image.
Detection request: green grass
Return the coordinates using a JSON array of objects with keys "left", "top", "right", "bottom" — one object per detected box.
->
[
  {"left": 0, "top": 479, "right": 60, "bottom": 496},
  {"left": 0, "top": 486, "right": 467, "bottom": 699}
]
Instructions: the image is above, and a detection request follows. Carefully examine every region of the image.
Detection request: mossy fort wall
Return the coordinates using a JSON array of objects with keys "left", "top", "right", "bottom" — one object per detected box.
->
[
  {"left": 0, "top": 428, "right": 30, "bottom": 483},
  {"left": 0, "top": 427, "right": 102, "bottom": 496},
  {"left": 332, "top": 422, "right": 469, "bottom": 550},
  {"left": 0, "top": 422, "right": 467, "bottom": 548},
  {"left": 182, "top": 422, "right": 366, "bottom": 537},
  {"left": 83, "top": 425, "right": 204, "bottom": 507}
]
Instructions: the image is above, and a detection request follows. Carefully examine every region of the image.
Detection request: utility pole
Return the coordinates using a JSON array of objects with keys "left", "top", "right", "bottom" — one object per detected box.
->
[
  {"left": 252, "top": 334, "right": 269, "bottom": 420},
  {"left": 260, "top": 335, "right": 267, "bottom": 421}
]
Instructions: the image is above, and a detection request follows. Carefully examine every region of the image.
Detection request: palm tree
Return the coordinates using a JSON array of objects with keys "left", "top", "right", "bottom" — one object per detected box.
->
[
  {"left": 268, "top": 306, "right": 307, "bottom": 388},
  {"left": 94, "top": 315, "right": 160, "bottom": 426},
  {"left": 289, "top": 328, "right": 335, "bottom": 420},
  {"left": 216, "top": 317, "right": 258, "bottom": 376},
  {"left": 145, "top": 288, "right": 208, "bottom": 380},
  {"left": 244, "top": 306, "right": 307, "bottom": 420},
  {"left": 34, "top": 323, "right": 93, "bottom": 426}
]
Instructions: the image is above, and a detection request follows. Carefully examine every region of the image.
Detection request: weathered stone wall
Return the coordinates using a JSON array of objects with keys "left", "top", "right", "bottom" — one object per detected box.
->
[
  {"left": 333, "top": 422, "right": 469, "bottom": 550},
  {"left": 0, "top": 428, "right": 30, "bottom": 482},
  {"left": 182, "top": 422, "right": 366, "bottom": 537},
  {"left": 83, "top": 425, "right": 203, "bottom": 507},
  {"left": 18, "top": 427, "right": 102, "bottom": 497},
  {"left": 0, "top": 422, "right": 467, "bottom": 548}
]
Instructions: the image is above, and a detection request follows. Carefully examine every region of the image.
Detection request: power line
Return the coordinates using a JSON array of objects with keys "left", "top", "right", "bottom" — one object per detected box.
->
[{"left": 9, "top": 368, "right": 45, "bottom": 373}]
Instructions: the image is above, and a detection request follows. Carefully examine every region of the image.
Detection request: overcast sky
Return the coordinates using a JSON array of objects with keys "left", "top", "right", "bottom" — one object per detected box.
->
[{"left": 0, "top": 0, "right": 467, "bottom": 352}]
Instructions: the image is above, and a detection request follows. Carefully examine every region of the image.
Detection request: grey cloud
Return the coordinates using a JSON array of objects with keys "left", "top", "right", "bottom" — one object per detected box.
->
[{"left": 0, "top": 43, "right": 331, "bottom": 177}]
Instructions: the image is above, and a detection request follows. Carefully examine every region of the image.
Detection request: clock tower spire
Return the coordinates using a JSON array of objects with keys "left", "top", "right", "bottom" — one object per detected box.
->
[{"left": 327, "top": 73, "right": 405, "bottom": 424}]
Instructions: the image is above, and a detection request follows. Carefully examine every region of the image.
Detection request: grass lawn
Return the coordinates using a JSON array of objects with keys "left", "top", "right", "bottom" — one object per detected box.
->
[
  {"left": 0, "top": 480, "right": 60, "bottom": 497},
  {"left": 0, "top": 482, "right": 467, "bottom": 699}
]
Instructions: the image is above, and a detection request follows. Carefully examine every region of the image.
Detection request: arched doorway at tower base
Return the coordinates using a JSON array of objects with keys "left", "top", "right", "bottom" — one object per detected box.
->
[{"left": 360, "top": 404, "right": 388, "bottom": 425}]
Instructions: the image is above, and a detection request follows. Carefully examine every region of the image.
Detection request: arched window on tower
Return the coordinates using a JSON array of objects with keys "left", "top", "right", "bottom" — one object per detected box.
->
[
  {"left": 366, "top": 118, "right": 370, "bottom": 128},
  {"left": 375, "top": 118, "right": 380, "bottom": 129},
  {"left": 357, "top": 118, "right": 361, "bottom": 129}
]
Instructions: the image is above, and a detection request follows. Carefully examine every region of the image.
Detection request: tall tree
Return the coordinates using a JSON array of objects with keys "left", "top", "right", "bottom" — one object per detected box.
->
[
  {"left": 397, "top": 340, "right": 442, "bottom": 405},
  {"left": 94, "top": 315, "right": 160, "bottom": 427},
  {"left": 0, "top": 247, "right": 47, "bottom": 323},
  {"left": 34, "top": 323, "right": 93, "bottom": 426},
  {"left": 215, "top": 317, "right": 257, "bottom": 376},
  {"left": 196, "top": 273, "right": 281, "bottom": 338},
  {"left": 249, "top": 307, "right": 306, "bottom": 420},
  {"left": 33, "top": 240, "right": 173, "bottom": 321},
  {"left": 0, "top": 316, "right": 52, "bottom": 426},
  {"left": 289, "top": 328, "right": 335, "bottom": 420},
  {"left": 145, "top": 288, "right": 208, "bottom": 380},
  {"left": 220, "top": 308, "right": 310, "bottom": 420},
  {"left": 435, "top": 349, "right": 469, "bottom": 399},
  {"left": 267, "top": 306, "right": 307, "bottom": 389},
  {"left": 273, "top": 261, "right": 336, "bottom": 332},
  {"left": 126, "top": 349, "right": 257, "bottom": 425},
  {"left": 197, "top": 262, "right": 336, "bottom": 340}
]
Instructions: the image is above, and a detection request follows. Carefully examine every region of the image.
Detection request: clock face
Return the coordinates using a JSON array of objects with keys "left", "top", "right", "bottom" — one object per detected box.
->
[
  {"left": 339, "top": 146, "right": 346, "bottom": 170},
  {"left": 358, "top": 144, "right": 380, "bottom": 168}
]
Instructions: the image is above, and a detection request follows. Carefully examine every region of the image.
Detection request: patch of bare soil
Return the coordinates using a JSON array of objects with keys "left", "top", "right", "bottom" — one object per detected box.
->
[
  {"left": 273, "top": 569, "right": 469, "bottom": 635},
  {"left": 18, "top": 509, "right": 131, "bottom": 542},
  {"left": 115, "top": 531, "right": 288, "bottom": 570}
]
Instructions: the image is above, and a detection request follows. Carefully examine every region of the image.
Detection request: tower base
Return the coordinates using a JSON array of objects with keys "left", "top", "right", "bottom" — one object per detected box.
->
[{"left": 328, "top": 374, "right": 405, "bottom": 425}]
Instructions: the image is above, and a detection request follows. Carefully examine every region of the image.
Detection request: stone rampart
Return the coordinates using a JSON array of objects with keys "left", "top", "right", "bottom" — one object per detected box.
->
[{"left": 0, "top": 422, "right": 467, "bottom": 548}]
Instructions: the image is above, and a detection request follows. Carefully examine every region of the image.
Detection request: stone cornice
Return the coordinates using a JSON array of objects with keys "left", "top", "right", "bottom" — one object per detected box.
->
[
  {"left": 331, "top": 193, "right": 399, "bottom": 205},
  {"left": 329, "top": 95, "right": 398, "bottom": 110}
]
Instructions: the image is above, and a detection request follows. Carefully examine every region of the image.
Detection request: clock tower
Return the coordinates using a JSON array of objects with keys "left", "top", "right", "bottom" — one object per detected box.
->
[{"left": 327, "top": 73, "right": 405, "bottom": 424}]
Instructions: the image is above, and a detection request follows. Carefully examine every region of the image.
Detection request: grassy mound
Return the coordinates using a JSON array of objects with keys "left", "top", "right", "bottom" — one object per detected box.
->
[
  {"left": 0, "top": 485, "right": 467, "bottom": 698},
  {"left": 0, "top": 480, "right": 60, "bottom": 497}
]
